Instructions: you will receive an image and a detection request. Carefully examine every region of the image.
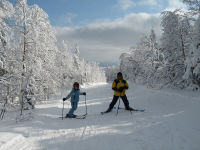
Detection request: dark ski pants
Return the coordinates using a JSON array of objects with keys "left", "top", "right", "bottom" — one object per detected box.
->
[{"left": 109, "top": 95, "right": 130, "bottom": 110}]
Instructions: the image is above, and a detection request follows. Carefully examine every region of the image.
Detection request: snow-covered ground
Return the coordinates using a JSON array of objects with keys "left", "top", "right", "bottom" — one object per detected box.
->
[{"left": 1, "top": 83, "right": 200, "bottom": 150}]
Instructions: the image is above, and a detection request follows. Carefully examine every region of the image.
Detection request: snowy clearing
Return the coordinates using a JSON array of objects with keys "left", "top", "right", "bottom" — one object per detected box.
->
[{"left": 0, "top": 83, "right": 200, "bottom": 150}]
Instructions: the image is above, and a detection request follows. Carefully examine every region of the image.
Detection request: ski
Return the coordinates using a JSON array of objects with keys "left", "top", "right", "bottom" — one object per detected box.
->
[
  {"left": 113, "top": 106, "right": 145, "bottom": 112},
  {"left": 101, "top": 108, "right": 145, "bottom": 115},
  {"left": 113, "top": 106, "right": 123, "bottom": 110},
  {"left": 75, "top": 115, "right": 86, "bottom": 119},
  {"left": 131, "top": 109, "right": 145, "bottom": 112},
  {"left": 59, "top": 114, "right": 86, "bottom": 119}
]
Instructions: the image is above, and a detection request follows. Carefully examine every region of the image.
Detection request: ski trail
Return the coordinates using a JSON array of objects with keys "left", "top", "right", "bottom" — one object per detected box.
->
[{"left": 0, "top": 83, "right": 200, "bottom": 150}]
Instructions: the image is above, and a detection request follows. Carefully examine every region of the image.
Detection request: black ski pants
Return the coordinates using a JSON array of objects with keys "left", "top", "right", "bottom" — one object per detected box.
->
[{"left": 109, "top": 95, "right": 129, "bottom": 109}]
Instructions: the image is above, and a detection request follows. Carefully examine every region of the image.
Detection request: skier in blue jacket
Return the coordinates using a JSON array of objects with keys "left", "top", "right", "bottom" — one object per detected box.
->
[{"left": 63, "top": 82, "right": 86, "bottom": 118}]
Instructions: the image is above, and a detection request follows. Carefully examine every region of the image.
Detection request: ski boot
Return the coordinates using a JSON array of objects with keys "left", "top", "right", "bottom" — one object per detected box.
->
[
  {"left": 66, "top": 114, "right": 77, "bottom": 118},
  {"left": 125, "top": 106, "right": 135, "bottom": 111},
  {"left": 105, "top": 107, "right": 112, "bottom": 113}
]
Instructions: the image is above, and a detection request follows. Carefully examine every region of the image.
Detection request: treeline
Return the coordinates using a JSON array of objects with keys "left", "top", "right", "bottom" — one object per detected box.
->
[
  {"left": 0, "top": 0, "right": 106, "bottom": 107},
  {"left": 107, "top": 0, "right": 200, "bottom": 90}
]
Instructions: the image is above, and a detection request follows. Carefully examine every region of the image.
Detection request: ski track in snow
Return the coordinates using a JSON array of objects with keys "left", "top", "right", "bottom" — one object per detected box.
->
[{"left": 0, "top": 83, "right": 200, "bottom": 150}]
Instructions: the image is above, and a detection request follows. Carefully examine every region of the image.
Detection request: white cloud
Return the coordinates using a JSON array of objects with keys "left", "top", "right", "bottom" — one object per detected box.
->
[
  {"left": 57, "top": 13, "right": 77, "bottom": 26},
  {"left": 165, "top": 0, "right": 187, "bottom": 11},
  {"left": 115, "top": 0, "right": 162, "bottom": 11},
  {"left": 55, "top": 13, "right": 161, "bottom": 63},
  {"left": 139, "top": 0, "right": 159, "bottom": 6},
  {"left": 114, "top": 0, "right": 187, "bottom": 13},
  {"left": 115, "top": 0, "right": 135, "bottom": 11}
]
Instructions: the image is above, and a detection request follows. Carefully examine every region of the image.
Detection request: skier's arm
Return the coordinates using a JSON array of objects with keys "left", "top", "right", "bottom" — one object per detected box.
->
[
  {"left": 112, "top": 81, "right": 119, "bottom": 91},
  {"left": 124, "top": 82, "right": 129, "bottom": 90},
  {"left": 65, "top": 90, "right": 75, "bottom": 100},
  {"left": 80, "top": 92, "right": 86, "bottom": 95}
]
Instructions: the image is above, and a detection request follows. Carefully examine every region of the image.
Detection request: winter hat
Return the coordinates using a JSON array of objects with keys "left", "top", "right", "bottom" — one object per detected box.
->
[
  {"left": 73, "top": 82, "right": 79, "bottom": 89},
  {"left": 117, "top": 72, "right": 123, "bottom": 77}
]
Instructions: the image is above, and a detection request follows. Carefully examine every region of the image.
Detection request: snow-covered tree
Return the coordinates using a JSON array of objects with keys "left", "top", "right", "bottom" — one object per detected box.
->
[
  {"left": 109, "top": 1, "right": 199, "bottom": 90},
  {"left": 119, "top": 29, "right": 162, "bottom": 86},
  {"left": 1, "top": 0, "right": 106, "bottom": 110},
  {"left": 183, "top": 0, "right": 200, "bottom": 15},
  {"left": 56, "top": 41, "right": 106, "bottom": 94},
  {"left": 10, "top": 1, "right": 60, "bottom": 100},
  {"left": 0, "top": 0, "right": 14, "bottom": 106},
  {"left": 104, "top": 65, "right": 120, "bottom": 82},
  {"left": 56, "top": 40, "right": 76, "bottom": 95},
  {"left": 73, "top": 44, "right": 81, "bottom": 70},
  {"left": 120, "top": 51, "right": 139, "bottom": 82},
  {"left": 184, "top": 16, "right": 200, "bottom": 89},
  {"left": 30, "top": 4, "right": 60, "bottom": 99},
  {"left": 0, "top": 0, "right": 13, "bottom": 70},
  {"left": 159, "top": 11, "right": 191, "bottom": 87},
  {"left": 161, "top": 11, "right": 181, "bottom": 61}
]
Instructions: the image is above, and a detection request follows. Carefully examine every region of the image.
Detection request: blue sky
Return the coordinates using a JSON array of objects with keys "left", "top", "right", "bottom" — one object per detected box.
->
[
  {"left": 32, "top": 0, "right": 118, "bottom": 26},
  {"left": 9, "top": 0, "right": 187, "bottom": 64},
  {"left": 25, "top": 0, "right": 169, "bottom": 27}
]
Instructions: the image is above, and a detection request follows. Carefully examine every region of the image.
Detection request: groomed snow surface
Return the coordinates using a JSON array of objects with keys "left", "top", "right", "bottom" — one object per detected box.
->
[{"left": 1, "top": 83, "right": 200, "bottom": 150}]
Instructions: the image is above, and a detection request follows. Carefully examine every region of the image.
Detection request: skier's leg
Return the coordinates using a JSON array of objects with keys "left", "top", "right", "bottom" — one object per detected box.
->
[
  {"left": 67, "top": 102, "right": 78, "bottom": 116},
  {"left": 120, "top": 95, "right": 133, "bottom": 110},
  {"left": 27, "top": 101, "right": 34, "bottom": 108},
  {"left": 26, "top": 98, "right": 34, "bottom": 109},
  {"left": 106, "top": 96, "right": 119, "bottom": 112}
]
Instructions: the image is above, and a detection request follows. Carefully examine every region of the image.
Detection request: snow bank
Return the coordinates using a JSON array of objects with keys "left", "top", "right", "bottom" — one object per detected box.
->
[{"left": 0, "top": 132, "right": 31, "bottom": 150}]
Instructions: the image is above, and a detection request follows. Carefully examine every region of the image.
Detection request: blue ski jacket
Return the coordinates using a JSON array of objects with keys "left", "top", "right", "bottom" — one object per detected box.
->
[{"left": 65, "top": 89, "right": 84, "bottom": 102}]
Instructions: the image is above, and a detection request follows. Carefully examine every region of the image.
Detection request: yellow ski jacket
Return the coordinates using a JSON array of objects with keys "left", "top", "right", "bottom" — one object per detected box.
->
[{"left": 112, "top": 78, "right": 129, "bottom": 96}]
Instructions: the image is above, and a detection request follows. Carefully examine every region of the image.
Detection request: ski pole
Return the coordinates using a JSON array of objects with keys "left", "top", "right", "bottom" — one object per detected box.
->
[
  {"left": 116, "top": 92, "right": 122, "bottom": 116},
  {"left": 85, "top": 95, "right": 87, "bottom": 115},
  {"left": 130, "top": 107, "right": 133, "bottom": 115},
  {"left": 62, "top": 101, "right": 64, "bottom": 120},
  {"left": 116, "top": 97, "right": 120, "bottom": 116}
]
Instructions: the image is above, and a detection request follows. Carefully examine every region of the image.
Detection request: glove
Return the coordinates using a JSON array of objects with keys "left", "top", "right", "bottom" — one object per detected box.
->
[
  {"left": 124, "top": 86, "right": 128, "bottom": 90},
  {"left": 82, "top": 92, "right": 86, "bottom": 95},
  {"left": 112, "top": 87, "right": 118, "bottom": 92},
  {"left": 63, "top": 98, "right": 66, "bottom": 101},
  {"left": 118, "top": 87, "right": 124, "bottom": 92}
]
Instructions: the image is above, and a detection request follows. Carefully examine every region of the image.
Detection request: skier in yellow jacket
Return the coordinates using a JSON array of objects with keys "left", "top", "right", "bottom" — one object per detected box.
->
[{"left": 105, "top": 72, "right": 134, "bottom": 113}]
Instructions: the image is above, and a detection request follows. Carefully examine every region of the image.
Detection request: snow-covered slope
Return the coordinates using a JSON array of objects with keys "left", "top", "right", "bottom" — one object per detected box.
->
[{"left": 0, "top": 83, "right": 200, "bottom": 150}]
